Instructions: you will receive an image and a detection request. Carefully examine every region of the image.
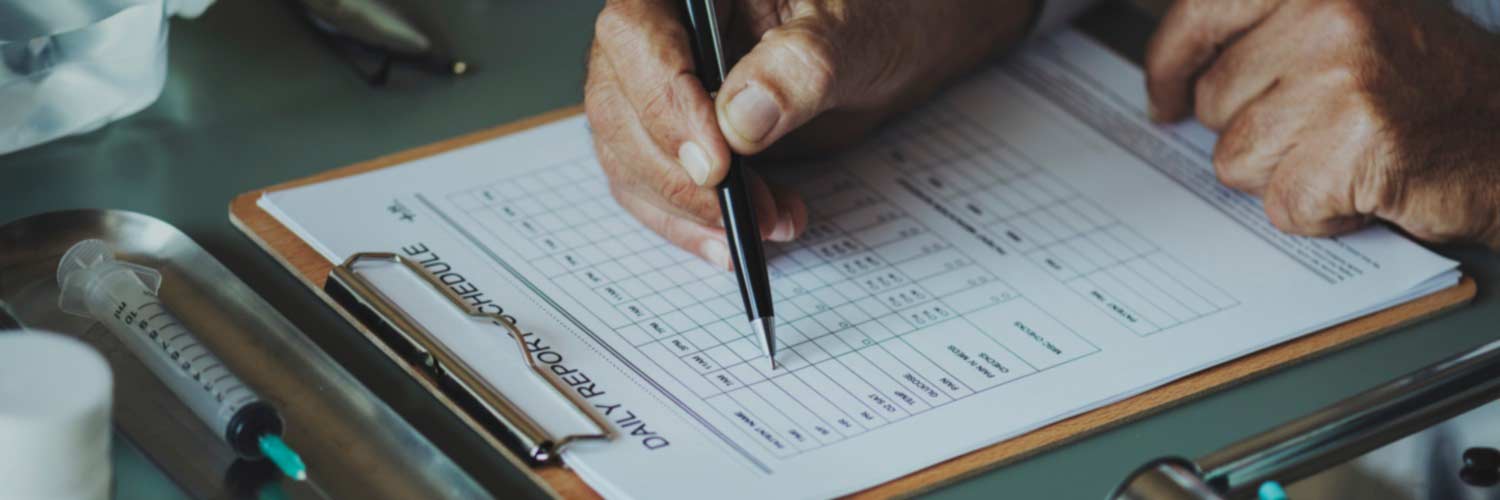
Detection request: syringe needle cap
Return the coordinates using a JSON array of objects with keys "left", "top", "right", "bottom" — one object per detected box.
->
[{"left": 258, "top": 434, "right": 308, "bottom": 481}]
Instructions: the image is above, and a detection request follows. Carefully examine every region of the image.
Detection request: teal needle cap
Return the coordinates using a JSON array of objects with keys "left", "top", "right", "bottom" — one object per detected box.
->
[
  {"left": 1258, "top": 480, "right": 1288, "bottom": 500},
  {"left": 258, "top": 434, "right": 308, "bottom": 481}
]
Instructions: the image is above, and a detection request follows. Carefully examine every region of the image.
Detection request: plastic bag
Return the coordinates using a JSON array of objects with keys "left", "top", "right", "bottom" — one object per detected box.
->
[{"left": 0, "top": 0, "right": 214, "bottom": 156}]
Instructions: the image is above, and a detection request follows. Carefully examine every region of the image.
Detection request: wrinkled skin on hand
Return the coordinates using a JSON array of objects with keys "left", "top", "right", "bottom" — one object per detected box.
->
[
  {"left": 1147, "top": 0, "right": 1500, "bottom": 247},
  {"left": 584, "top": 0, "right": 1034, "bottom": 267}
]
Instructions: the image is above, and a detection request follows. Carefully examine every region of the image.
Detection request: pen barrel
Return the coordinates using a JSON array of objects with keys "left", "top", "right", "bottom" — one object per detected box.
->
[
  {"left": 718, "top": 157, "right": 774, "bottom": 322},
  {"left": 682, "top": 0, "right": 727, "bottom": 88}
]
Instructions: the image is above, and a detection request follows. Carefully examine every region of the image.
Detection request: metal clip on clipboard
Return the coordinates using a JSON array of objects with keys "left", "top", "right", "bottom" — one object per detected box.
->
[{"left": 325, "top": 252, "right": 614, "bottom": 463}]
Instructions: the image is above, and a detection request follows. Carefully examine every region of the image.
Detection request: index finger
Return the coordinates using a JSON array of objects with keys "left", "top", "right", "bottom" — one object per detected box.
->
[
  {"left": 594, "top": 0, "right": 733, "bottom": 187},
  {"left": 1144, "top": 0, "right": 1282, "bottom": 122}
]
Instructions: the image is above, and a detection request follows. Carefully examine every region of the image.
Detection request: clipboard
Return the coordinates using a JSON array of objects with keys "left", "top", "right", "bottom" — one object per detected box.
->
[{"left": 229, "top": 104, "right": 1477, "bottom": 498}]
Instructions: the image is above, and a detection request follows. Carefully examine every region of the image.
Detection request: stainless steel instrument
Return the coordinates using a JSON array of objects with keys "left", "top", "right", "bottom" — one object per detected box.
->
[
  {"left": 0, "top": 209, "right": 490, "bottom": 499},
  {"left": 1111, "top": 338, "right": 1500, "bottom": 499}
]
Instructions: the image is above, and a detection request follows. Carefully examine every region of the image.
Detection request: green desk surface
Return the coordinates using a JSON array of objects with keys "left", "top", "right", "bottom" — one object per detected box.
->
[{"left": 2, "top": 1, "right": 1496, "bottom": 498}]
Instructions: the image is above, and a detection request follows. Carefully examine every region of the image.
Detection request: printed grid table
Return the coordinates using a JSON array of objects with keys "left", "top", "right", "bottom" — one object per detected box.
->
[
  {"left": 878, "top": 104, "right": 1239, "bottom": 336},
  {"left": 445, "top": 104, "right": 1236, "bottom": 457}
]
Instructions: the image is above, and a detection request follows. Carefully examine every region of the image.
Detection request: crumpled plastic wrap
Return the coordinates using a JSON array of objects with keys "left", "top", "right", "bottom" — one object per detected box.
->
[{"left": 0, "top": 0, "right": 214, "bottom": 156}]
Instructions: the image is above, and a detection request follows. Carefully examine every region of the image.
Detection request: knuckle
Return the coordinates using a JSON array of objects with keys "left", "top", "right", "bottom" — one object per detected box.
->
[
  {"left": 1143, "top": 34, "right": 1173, "bottom": 80},
  {"left": 1263, "top": 199, "right": 1296, "bottom": 234},
  {"left": 1311, "top": 0, "right": 1373, "bottom": 40},
  {"left": 1193, "top": 72, "right": 1221, "bottom": 127},
  {"left": 637, "top": 74, "right": 698, "bottom": 136},
  {"left": 583, "top": 86, "right": 626, "bottom": 139},
  {"left": 1317, "top": 66, "right": 1363, "bottom": 93},
  {"left": 1356, "top": 167, "right": 1399, "bottom": 216},
  {"left": 658, "top": 175, "right": 702, "bottom": 212},
  {"left": 1266, "top": 195, "right": 1314, "bottom": 234},
  {"left": 1155, "top": 0, "right": 1234, "bottom": 53},
  {"left": 1211, "top": 124, "right": 1244, "bottom": 176},
  {"left": 1144, "top": 0, "right": 1216, "bottom": 104},
  {"left": 593, "top": 4, "right": 633, "bottom": 43},
  {"left": 1163, "top": 0, "right": 1208, "bottom": 33},
  {"left": 769, "top": 28, "right": 840, "bottom": 101},
  {"left": 1212, "top": 145, "right": 1251, "bottom": 189},
  {"left": 1352, "top": 134, "right": 1401, "bottom": 214},
  {"left": 1266, "top": 182, "right": 1309, "bottom": 232},
  {"left": 1307, "top": 177, "right": 1349, "bottom": 218},
  {"left": 1176, "top": 0, "right": 1220, "bottom": 45},
  {"left": 637, "top": 83, "right": 677, "bottom": 127},
  {"left": 1281, "top": 175, "right": 1345, "bottom": 233}
]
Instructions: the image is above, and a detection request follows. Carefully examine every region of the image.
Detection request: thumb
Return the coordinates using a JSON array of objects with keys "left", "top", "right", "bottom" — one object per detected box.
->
[{"left": 716, "top": 21, "right": 875, "bottom": 154}]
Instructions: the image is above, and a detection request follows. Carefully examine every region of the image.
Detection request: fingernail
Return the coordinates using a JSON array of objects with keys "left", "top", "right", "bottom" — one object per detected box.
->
[
  {"left": 701, "top": 238, "right": 731, "bottom": 270},
  {"left": 769, "top": 208, "right": 796, "bottom": 242},
  {"left": 678, "top": 141, "right": 712, "bottom": 186},
  {"left": 725, "top": 84, "right": 779, "bottom": 144}
]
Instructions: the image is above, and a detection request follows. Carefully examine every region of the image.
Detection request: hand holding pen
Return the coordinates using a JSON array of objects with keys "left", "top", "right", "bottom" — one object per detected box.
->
[
  {"left": 583, "top": 1, "right": 1034, "bottom": 367},
  {"left": 582, "top": 0, "right": 1031, "bottom": 266}
]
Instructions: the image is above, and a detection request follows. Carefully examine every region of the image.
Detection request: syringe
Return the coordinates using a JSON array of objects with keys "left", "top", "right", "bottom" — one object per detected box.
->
[{"left": 56, "top": 240, "right": 307, "bottom": 481}]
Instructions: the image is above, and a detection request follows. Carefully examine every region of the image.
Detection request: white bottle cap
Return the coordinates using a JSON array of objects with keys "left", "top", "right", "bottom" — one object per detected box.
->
[{"left": 0, "top": 331, "right": 114, "bottom": 500}]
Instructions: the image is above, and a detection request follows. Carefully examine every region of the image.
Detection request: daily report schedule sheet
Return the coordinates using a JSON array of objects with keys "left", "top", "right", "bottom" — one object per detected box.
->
[{"left": 260, "top": 31, "right": 1459, "bottom": 499}]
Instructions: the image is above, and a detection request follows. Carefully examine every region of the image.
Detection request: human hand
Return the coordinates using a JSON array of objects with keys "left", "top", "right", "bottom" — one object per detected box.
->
[
  {"left": 585, "top": 0, "right": 1036, "bottom": 267},
  {"left": 1147, "top": 0, "right": 1500, "bottom": 247}
]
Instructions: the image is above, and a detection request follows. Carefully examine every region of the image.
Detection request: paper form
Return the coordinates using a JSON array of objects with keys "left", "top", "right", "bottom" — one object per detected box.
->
[{"left": 259, "top": 29, "right": 1459, "bottom": 499}]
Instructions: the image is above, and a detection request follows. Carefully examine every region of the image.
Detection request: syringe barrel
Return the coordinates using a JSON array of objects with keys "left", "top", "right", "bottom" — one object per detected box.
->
[{"left": 66, "top": 260, "right": 281, "bottom": 458}]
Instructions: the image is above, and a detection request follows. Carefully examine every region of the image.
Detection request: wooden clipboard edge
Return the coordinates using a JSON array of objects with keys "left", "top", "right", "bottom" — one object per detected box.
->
[
  {"left": 263, "top": 105, "right": 584, "bottom": 196},
  {"left": 229, "top": 106, "right": 1477, "bottom": 500}
]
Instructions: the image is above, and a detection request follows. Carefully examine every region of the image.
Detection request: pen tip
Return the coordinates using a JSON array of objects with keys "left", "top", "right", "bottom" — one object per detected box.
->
[
  {"left": 752, "top": 317, "right": 777, "bottom": 370},
  {"left": 451, "top": 60, "right": 468, "bottom": 75}
]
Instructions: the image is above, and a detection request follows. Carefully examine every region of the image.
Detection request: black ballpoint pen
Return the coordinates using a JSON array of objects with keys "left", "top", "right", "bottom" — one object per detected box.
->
[{"left": 682, "top": 0, "right": 778, "bottom": 369}]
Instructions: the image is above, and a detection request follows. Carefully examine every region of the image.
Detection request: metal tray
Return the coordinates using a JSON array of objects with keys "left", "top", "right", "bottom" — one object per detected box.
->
[{"left": 0, "top": 209, "right": 488, "bottom": 499}]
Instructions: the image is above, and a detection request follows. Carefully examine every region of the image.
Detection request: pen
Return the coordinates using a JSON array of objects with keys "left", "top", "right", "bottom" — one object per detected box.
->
[
  {"left": 292, "top": 0, "right": 467, "bottom": 85},
  {"left": 682, "top": 0, "right": 778, "bottom": 370}
]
